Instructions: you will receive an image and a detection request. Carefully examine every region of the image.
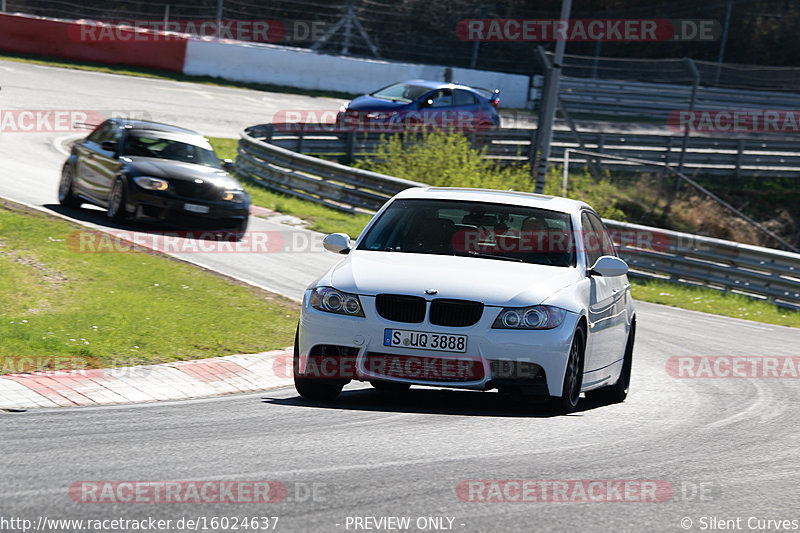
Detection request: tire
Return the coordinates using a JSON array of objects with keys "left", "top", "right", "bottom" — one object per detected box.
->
[
  {"left": 293, "top": 328, "right": 344, "bottom": 401},
  {"left": 551, "top": 326, "right": 585, "bottom": 414},
  {"left": 587, "top": 320, "right": 635, "bottom": 404},
  {"left": 370, "top": 381, "right": 411, "bottom": 392},
  {"left": 230, "top": 217, "right": 249, "bottom": 242},
  {"left": 107, "top": 178, "right": 127, "bottom": 223},
  {"left": 58, "top": 165, "right": 81, "bottom": 208}
]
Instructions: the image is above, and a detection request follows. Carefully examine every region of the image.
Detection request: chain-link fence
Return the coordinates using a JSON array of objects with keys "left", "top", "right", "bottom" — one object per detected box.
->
[{"left": 5, "top": 0, "right": 800, "bottom": 91}]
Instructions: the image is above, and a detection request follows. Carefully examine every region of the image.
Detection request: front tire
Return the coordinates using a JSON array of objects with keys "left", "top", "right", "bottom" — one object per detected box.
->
[
  {"left": 587, "top": 320, "right": 635, "bottom": 404},
  {"left": 58, "top": 165, "right": 81, "bottom": 208},
  {"left": 107, "top": 178, "right": 127, "bottom": 223},
  {"left": 293, "top": 329, "right": 344, "bottom": 401},
  {"left": 551, "top": 326, "right": 585, "bottom": 414}
]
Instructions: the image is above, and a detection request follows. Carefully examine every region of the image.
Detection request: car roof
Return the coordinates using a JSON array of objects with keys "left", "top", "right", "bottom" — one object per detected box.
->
[
  {"left": 393, "top": 187, "right": 593, "bottom": 215},
  {"left": 399, "top": 79, "right": 481, "bottom": 92},
  {"left": 108, "top": 118, "right": 201, "bottom": 137}
]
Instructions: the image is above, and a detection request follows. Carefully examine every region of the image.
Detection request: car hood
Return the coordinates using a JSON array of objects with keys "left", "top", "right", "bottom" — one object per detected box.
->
[
  {"left": 346, "top": 95, "right": 411, "bottom": 111},
  {"left": 124, "top": 157, "right": 242, "bottom": 189},
  {"left": 322, "top": 251, "right": 581, "bottom": 307}
]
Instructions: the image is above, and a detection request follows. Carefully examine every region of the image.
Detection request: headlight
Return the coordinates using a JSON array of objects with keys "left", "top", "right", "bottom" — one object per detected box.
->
[
  {"left": 310, "top": 287, "right": 365, "bottom": 317},
  {"left": 133, "top": 176, "right": 168, "bottom": 191},
  {"left": 221, "top": 190, "right": 246, "bottom": 202},
  {"left": 492, "top": 305, "right": 566, "bottom": 330}
]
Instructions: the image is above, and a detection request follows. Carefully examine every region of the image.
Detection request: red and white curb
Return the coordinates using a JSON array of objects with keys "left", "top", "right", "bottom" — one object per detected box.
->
[{"left": 0, "top": 349, "right": 293, "bottom": 410}]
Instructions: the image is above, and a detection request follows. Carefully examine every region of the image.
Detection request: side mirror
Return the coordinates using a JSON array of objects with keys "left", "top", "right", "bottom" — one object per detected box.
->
[
  {"left": 221, "top": 159, "right": 236, "bottom": 172},
  {"left": 100, "top": 140, "right": 118, "bottom": 153},
  {"left": 323, "top": 233, "right": 352, "bottom": 254},
  {"left": 588, "top": 256, "right": 628, "bottom": 277}
]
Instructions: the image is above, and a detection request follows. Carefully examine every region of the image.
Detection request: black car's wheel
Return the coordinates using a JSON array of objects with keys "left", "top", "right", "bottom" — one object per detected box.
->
[
  {"left": 587, "top": 320, "right": 635, "bottom": 404},
  {"left": 58, "top": 165, "right": 81, "bottom": 208},
  {"left": 293, "top": 329, "right": 344, "bottom": 401},
  {"left": 370, "top": 381, "right": 411, "bottom": 392},
  {"left": 230, "top": 217, "right": 249, "bottom": 242},
  {"left": 106, "top": 178, "right": 127, "bottom": 222},
  {"left": 551, "top": 326, "right": 585, "bottom": 414}
]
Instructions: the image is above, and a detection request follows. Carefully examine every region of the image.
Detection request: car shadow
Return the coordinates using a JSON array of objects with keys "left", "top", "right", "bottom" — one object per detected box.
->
[
  {"left": 262, "top": 387, "right": 608, "bottom": 418},
  {"left": 44, "top": 203, "right": 242, "bottom": 240}
]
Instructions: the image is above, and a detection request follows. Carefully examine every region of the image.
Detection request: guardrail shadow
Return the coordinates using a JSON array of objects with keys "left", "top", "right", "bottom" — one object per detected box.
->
[{"left": 262, "top": 387, "right": 607, "bottom": 418}]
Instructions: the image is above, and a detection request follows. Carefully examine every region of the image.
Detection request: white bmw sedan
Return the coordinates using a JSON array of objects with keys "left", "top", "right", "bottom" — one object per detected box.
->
[{"left": 294, "top": 187, "right": 635, "bottom": 413}]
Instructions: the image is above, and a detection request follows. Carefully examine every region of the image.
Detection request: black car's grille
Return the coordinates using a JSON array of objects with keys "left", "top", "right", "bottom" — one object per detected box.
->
[
  {"left": 170, "top": 180, "right": 219, "bottom": 201},
  {"left": 429, "top": 299, "right": 484, "bottom": 327},
  {"left": 375, "top": 294, "right": 426, "bottom": 323}
]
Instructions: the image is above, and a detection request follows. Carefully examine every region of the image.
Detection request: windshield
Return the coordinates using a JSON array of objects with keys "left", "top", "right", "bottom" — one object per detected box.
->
[
  {"left": 371, "top": 82, "right": 431, "bottom": 103},
  {"left": 357, "top": 199, "right": 576, "bottom": 267},
  {"left": 122, "top": 134, "right": 221, "bottom": 168}
]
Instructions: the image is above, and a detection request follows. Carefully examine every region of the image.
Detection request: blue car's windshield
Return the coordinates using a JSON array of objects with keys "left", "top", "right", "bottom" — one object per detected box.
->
[
  {"left": 371, "top": 83, "right": 431, "bottom": 103},
  {"left": 357, "top": 199, "right": 576, "bottom": 267}
]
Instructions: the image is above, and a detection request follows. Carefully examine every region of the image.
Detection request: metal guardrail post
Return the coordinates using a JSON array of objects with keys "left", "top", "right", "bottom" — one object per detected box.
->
[
  {"left": 345, "top": 131, "right": 355, "bottom": 164},
  {"left": 678, "top": 58, "right": 700, "bottom": 183},
  {"left": 735, "top": 139, "right": 744, "bottom": 178}
]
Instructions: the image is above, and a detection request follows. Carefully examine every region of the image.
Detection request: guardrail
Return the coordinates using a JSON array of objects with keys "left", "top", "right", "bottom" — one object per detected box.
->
[
  {"left": 604, "top": 220, "right": 800, "bottom": 311},
  {"left": 236, "top": 124, "right": 425, "bottom": 213},
  {"left": 556, "top": 77, "right": 800, "bottom": 119},
  {"left": 237, "top": 123, "right": 800, "bottom": 310},
  {"left": 256, "top": 124, "right": 800, "bottom": 178}
]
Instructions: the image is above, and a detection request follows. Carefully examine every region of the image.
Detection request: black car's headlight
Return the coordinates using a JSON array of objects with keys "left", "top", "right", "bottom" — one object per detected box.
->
[
  {"left": 310, "top": 287, "right": 365, "bottom": 317},
  {"left": 133, "top": 176, "right": 169, "bottom": 191},
  {"left": 221, "top": 190, "right": 246, "bottom": 202},
  {"left": 492, "top": 305, "right": 566, "bottom": 330}
]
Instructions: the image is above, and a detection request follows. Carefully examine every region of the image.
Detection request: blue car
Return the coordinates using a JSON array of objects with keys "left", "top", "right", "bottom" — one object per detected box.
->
[{"left": 337, "top": 80, "right": 501, "bottom": 131}]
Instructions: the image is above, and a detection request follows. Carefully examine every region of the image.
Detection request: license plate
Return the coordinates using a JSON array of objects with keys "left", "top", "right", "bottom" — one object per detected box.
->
[
  {"left": 184, "top": 203, "right": 210, "bottom": 214},
  {"left": 383, "top": 329, "right": 467, "bottom": 353}
]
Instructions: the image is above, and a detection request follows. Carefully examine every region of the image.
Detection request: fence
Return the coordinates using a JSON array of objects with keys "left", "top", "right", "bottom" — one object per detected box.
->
[
  {"left": 555, "top": 77, "right": 800, "bottom": 119},
  {"left": 252, "top": 124, "right": 800, "bottom": 178},
  {"left": 236, "top": 124, "right": 800, "bottom": 310}
]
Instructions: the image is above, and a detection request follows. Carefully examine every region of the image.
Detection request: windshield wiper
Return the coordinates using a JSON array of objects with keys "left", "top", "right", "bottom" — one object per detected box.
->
[{"left": 456, "top": 251, "right": 523, "bottom": 263}]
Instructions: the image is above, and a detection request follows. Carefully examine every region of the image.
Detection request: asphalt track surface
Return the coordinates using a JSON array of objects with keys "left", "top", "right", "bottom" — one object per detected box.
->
[{"left": 2, "top": 60, "right": 800, "bottom": 532}]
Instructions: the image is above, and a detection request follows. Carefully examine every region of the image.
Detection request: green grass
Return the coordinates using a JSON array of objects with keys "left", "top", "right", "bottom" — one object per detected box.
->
[
  {"left": 0, "top": 202, "right": 299, "bottom": 372},
  {"left": 630, "top": 277, "right": 800, "bottom": 328},
  {"left": 0, "top": 51, "right": 356, "bottom": 100},
  {"left": 209, "top": 137, "right": 372, "bottom": 238}
]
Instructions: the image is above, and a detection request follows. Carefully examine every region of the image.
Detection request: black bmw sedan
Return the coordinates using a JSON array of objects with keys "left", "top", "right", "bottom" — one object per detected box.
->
[{"left": 59, "top": 118, "right": 250, "bottom": 235}]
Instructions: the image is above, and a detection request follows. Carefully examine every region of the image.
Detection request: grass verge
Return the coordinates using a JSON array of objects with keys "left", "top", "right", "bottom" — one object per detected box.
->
[
  {"left": 0, "top": 202, "right": 299, "bottom": 372},
  {"left": 0, "top": 51, "right": 355, "bottom": 100},
  {"left": 630, "top": 277, "right": 800, "bottom": 328}
]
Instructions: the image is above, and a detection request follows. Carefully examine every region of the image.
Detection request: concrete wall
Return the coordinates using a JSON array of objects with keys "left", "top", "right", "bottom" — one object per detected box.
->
[{"left": 184, "top": 39, "right": 531, "bottom": 108}]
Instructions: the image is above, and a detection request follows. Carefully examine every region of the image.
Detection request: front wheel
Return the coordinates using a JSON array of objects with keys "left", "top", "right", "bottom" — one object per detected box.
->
[
  {"left": 107, "top": 178, "right": 127, "bottom": 222},
  {"left": 58, "top": 166, "right": 81, "bottom": 208},
  {"left": 293, "top": 330, "right": 344, "bottom": 401},
  {"left": 551, "top": 326, "right": 585, "bottom": 414}
]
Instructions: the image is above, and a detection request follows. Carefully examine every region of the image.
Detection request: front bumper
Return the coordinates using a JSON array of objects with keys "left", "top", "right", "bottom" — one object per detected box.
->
[
  {"left": 126, "top": 187, "right": 249, "bottom": 229},
  {"left": 297, "top": 291, "right": 580, "bottom": 397}
]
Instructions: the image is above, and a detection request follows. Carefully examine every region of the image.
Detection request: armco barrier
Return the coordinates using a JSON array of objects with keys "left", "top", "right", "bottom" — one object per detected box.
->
[
  {"left": 0, "top": 13, "right": 187, "bottom": 72},
  {"left": 258, "top": 124, "right": 800, "bottom": 178},
  {"left": 237, "top": 124, "right": 800, "bottom": 309},
  {"left": 237, "top": 124, "right": 424, "bottom": 213}
]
